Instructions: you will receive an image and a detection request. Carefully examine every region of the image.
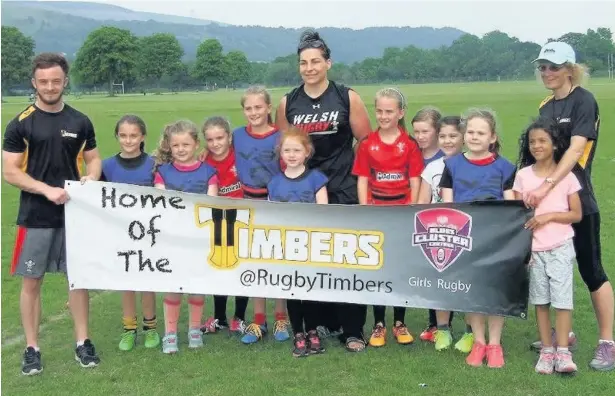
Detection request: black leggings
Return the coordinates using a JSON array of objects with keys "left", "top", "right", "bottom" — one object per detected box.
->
[
  {"left": 325, "top": 187, "right": 367, "bottom": 343},
  {"left": 572, "top": 212, "right": 608, "bottom": 293},
  {"left": 427, "top": 309, "right": 454, "bottom": 327},
  {"left": 287, "top": 300, "right": 320, "bottom": 334},
  {"left": 214, "top": 296, "right": 249, "bottom": 322},
  {"left": 373, "top": 306, "right": 406, "bottom": 326},
  {"left": 212, "top": 208, "right": 246, "bottom": 321}
]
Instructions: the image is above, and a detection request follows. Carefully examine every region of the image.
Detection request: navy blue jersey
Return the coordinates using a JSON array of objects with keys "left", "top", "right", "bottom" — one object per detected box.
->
[
  {"left": 439, "top": 153, "right": 516, "bottom": 202},
  {"left": 232, "top": 125, "right": 281, "bottom": 199},
  {"left": 267, "top": 169, "right": 328, "bottom": 203},
  {"left": 101, "top": 153, "right": 155, "bottom": 186},
  {"left": 156, "top": 162, "right": 216, "bottom": 194}
]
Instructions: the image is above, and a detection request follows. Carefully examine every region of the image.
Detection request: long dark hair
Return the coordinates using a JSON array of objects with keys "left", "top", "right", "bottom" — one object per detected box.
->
[
  {"left": 297, "top": 29, "right": 331, "bottom": 60},
  {"left": 115, "top": 114, "right": 147, "bottom": 152},
  {"left": 517, "top": 117, "right": 567, "bottom": 168}
]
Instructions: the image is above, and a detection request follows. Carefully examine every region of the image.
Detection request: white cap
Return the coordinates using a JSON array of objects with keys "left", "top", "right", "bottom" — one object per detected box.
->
[{"left": 533, "top": 41, "right": 576, "bottom": 65}]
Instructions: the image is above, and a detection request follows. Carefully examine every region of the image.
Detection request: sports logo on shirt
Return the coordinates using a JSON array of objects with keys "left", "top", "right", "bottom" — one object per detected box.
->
[
  {"left": 376, "top": 172, "right": 404, "bottom": 182},
  {"left": 292, "top": 111, "right": 340, "bottom": 135},
  {"left": 195, "top": 204, "right": 384, "bottom": 270},
  {"left": 219, "top": 182, "right": 241, "bottom": 196},
  {"left": 61, "top": 129, "right": 78, "bottom": 139},
  {"left": 412, "top": 208, "right": 473, "bottom": 272}
]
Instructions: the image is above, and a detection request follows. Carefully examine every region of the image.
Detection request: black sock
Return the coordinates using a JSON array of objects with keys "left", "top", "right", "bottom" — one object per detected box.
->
[{"left": 437, "top": 324, "right": 449, "bottom": 331}]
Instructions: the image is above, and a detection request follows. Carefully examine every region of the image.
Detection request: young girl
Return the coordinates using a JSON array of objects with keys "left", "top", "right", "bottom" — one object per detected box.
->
[
  {"left": 413, "top": 106, "right": 446, "bottom": 342},
  {"left": 412, "top": 107, "right": 445, "bottom": 165},
  {"left": 153, "top": 120, "right": 218, "bottom": 354},
  {"left": 200, "top": 116, "right": 248, "bottom": 336},
  {"left": 439, "top": 109, "right": 516, "bottom": 368},
  {"left": 417, "top": 116, "right": 471, "bottom": 352},
  {"left": 352, "top": 88, "right": 424, "bottom": 347},
  {"left": 233, "top": 86, "right": 290, "bottom": 345},
  {"left": 101, "top": 115, "right": 161, "bottom": 352},
  {"left": 514, "top": 117, "right": 582, "bottom": 374},
  {"left": 267, "top": 127, "right": 329, "bottom": 357}
]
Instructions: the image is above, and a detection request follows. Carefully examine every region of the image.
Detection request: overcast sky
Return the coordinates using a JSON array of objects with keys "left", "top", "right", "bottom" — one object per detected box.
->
[{"left": 38, "top": 0, "right": 615, "bottom": 44}]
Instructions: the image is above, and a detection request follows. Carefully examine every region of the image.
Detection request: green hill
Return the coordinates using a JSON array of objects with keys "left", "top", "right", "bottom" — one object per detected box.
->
[{"left": 1, "top": 1, "right": 465, "bottom": 63}]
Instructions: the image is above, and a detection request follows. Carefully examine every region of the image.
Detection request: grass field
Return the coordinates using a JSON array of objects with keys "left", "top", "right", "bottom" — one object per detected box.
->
[{"left": 1, "top": 80, "right": 614, "bottom": 395}]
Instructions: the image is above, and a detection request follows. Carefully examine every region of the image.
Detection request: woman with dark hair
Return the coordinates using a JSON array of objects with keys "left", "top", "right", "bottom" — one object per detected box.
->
[
  {"left": 526, "top": 41, "right": 614, "bottom": 371},
  {"left": 275, "top": 29, "right": 372, "bottom": 352}
]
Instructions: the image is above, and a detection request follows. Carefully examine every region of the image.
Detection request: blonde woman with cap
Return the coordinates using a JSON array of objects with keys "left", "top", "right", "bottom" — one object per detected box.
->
[{"left": 525, "top": 41, "right": 614, "bottom": 372}]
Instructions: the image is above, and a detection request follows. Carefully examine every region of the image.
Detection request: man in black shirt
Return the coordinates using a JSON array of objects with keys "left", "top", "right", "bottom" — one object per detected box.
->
[
  {"left": 2, "top": 53, "right": 102, "bottom": 375},
  {"left": 526, "top": 42, "right": 614, "bottom": 371}
]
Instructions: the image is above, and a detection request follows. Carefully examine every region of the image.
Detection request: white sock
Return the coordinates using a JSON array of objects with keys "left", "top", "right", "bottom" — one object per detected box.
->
[
  {"left": 598, "top": 339, "right": 614, "bottom": 345},
  {"left": 76, "top": 340, "right": 85, "bottom": 347},
  {"left": 542, "top": 346, "right": 555, "bottom": 353},
  {"left": 556, "top": 347, "right": 569, "bottom": 353}
]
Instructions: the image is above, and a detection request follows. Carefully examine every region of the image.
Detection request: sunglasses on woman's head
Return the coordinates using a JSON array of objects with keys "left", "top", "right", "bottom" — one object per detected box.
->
[{"left": 537, "top": 64, "right": 564, "bottom": 72}]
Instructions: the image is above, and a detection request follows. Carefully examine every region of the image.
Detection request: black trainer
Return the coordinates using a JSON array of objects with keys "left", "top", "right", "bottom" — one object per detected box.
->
[
  {"left": 292, "top": 333, "right": 309, "bottom": 358},
  {"left": 75, "top": 339, "right": 100, "bottom": 368},
  {"left": 22, "top": 347, "right": 43, "bottom": 376}
]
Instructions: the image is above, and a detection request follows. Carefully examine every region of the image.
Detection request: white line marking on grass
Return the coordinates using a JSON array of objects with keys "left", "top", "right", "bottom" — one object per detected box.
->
[{"left": 1, "top": 291, "right": 110, "bottom": 349}]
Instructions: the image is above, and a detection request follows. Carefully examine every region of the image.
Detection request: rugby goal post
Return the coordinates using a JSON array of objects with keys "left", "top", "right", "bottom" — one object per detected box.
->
[{"left": 112, "top": 81, "right": 125, "bottom": 95}]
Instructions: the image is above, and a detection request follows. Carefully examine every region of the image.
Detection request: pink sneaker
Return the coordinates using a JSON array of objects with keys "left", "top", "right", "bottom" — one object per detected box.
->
[
  {"left": 466, "top": 342, "right": 487, "bottom": 367},
  {"left": 535, "top": 349, "right": 555, "bottom": 374},
  {"left": 555, "top": 350, "right": 578, "bottom": 374},
  {"left": 200, "top": 317, "right": 220, "bottom": 334},
  {"left": 486, "top": 344, "right": 505, "bottom": 368},
  {"left": 229, "top": 317, "right": 246, "bottom": 334}
]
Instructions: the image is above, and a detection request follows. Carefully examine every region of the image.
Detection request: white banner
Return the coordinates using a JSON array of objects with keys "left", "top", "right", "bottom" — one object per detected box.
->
[{"left": 64, "top": 180, "right": 531, "bottom": 316}]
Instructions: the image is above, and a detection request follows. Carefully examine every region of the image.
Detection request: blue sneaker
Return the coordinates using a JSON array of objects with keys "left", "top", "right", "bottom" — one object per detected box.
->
[
  {"left": 273, "top": 319, "right": 290, "bottom": 342},
  {"left": 241, "top": 323, "right": 267, "bottom": 344}
]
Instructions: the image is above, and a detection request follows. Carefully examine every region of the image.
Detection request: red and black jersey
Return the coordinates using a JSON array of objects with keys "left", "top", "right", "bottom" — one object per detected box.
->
[
  {"left": 352, "top": 128, "right": 424, "bottom": 204},
  {"left": 285, "top": 81, "right": 356, "bottom": 198},
  {"left": 205, "top": 148, "right": 243, "bottom": 198}
]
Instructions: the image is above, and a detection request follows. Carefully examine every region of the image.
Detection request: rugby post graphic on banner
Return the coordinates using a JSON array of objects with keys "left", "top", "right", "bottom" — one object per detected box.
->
[{"left": 64, "top": 181, "right": 532, "bottom": 318}]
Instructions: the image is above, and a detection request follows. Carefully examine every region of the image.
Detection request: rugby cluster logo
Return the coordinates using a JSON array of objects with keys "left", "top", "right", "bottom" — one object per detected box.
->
[{"left": 412, "top": 208, "right": 473, "bottom": 272}]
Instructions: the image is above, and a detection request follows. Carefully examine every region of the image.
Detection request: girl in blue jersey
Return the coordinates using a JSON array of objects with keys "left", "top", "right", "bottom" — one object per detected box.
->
[
  {"left": 101, "top": 115, "right": 161, "bottom": 352},
  {"left": 268, "top": 126, "right": 328, "bottom": 357},
  {"left": 153, "top": 120, "right": 218, "bottom": 354},
  {"left": 439, "top": 108, "right": 516, "bottom": 369},
  {"left": 234, "top": 86, "right": 290, "bottom": 345}
]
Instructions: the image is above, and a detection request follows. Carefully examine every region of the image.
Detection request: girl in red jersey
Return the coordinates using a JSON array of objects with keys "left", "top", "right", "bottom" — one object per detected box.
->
[
  {"left": 199, "top": 116, "right": 249, "bottom": 337},
  {"left": 352, "top": 87, "right": 424, "bottom": 348}
]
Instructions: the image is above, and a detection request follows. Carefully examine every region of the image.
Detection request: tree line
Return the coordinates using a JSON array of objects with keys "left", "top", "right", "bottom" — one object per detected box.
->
[{"left": 1, "top": 25, "right": 613, "bottom": 95}]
